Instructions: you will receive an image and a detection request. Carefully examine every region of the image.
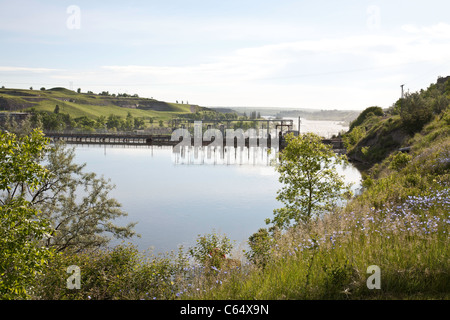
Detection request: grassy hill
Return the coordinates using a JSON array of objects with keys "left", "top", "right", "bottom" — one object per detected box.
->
[
  {"left": 344, "top": 76, "right": 450, "bottom": 171},
  {"left": 0, "top": 87, "right": 201, "bottom": 122}
]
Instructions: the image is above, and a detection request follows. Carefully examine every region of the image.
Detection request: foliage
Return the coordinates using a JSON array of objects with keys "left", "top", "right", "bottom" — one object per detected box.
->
[
  {"left": 268, "top": 133, "right": 352, "bottom": 228},
  {"left": 400, "top": 92, "right": 434, "bottom": 134},
  {"left": 388, "top": 151, "right": 412, "bottom": 171},
  {"left": 342, "top": 125, "right": 366, "bottom": 150},
  {"left": 188, "top": 231, "right": 233, "bottom": 269},
  {"left": 349, "top": 106, "right": 383, "bottom": 131},
  {"left": 0, "top": 130, "right": 55, "bottom": 299},
  {"left": 33, "top": 244, "right": 190, "bottom": 300},
  {"left": 31, "top": 142, "right": 137, "bottom": 252},
  {"left": 245, "top": 228, "right": 275, "bottom": 268},
  {"left": 0, "top": 124, "right": 137, "bottom": 253}
]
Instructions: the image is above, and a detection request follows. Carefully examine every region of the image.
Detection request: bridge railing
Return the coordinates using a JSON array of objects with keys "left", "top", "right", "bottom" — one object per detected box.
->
[{"left": 44, "top": 128, "right": 172, "bottom": 136}]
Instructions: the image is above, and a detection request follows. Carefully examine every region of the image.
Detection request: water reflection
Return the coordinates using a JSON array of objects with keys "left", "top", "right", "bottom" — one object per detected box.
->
[
  {"left": 173, "top": 146, "right": 279, "bottom": 166},
  {"left": 73, "top": 143, "right": 361, "bottom": 255}
]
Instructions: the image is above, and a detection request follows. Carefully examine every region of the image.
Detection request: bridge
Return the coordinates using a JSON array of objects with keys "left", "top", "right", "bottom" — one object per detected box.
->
[{"left": 44, "top": 131, "right": 345, "bottom": 151}]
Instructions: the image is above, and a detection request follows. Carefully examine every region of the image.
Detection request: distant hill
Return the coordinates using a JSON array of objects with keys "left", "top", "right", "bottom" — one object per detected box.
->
[
  {"left": 0, "top": 87, "right": 205, "bottom": 121},
  {"left": 210, "top": 106, "right": 361, "bottom": 124}
]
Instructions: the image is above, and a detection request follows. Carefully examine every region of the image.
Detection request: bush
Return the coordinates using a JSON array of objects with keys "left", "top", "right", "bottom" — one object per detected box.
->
[
  {"left": 246, "top": 228, "right": 274, "bottom": 268},
  {"left": 32, "top": 244, "right": 189, "bottom": 300},
  {"left": 400, "top": 92, "right": 433, "bottom": 133},
  {"left": 343, "top": 126, "right": 366, "bottom": 150},
  {"left": 188, "top": 232, "right": 233, "bottom": 270},
  {"left": 349, "top": 106, "right": 383, "bottom": 131},
  {"left": 388, "top": 152, "right": 412, "bottom": 171}
]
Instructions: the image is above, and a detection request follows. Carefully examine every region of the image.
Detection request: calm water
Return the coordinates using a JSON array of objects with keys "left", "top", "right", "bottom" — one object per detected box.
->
[{"left": 72, "top": 120, "right": 361, "bottom": 254}]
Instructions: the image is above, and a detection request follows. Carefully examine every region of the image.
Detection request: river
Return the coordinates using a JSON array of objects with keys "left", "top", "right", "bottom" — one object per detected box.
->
[{"left": 72, "top": 119, "right": 361, "bottom": 255}]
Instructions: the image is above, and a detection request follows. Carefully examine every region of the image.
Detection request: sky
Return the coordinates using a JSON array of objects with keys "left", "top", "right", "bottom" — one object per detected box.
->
[{"left": 1, "top": 0, "right": 450, "bottom": 110}]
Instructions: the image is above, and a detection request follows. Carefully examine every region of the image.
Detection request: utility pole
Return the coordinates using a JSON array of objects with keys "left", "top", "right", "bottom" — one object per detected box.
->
[{"left": 400, "top": 84, "right": 405, "bottom": 113}]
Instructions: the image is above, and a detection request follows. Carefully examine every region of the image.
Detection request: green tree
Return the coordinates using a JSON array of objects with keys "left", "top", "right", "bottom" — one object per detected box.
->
[
  {"left": 125, "top": 112, "right": 134, "bottom": 130},
  {"left": 400, "top": 91, "right": 433, "bottom": 133},
  {"left": 0, "top": 130, "right": 55, "bottom": 299},
  {"left": 54, "top": 105, "right": 60, "bottom": 114},
  {"left": 106, "top": 114, "right": 123, "bottom": 130},
  {"left": 29, "top": 142, "right": 137, "bottom": 252},
  {"left": 1, "top": 124, "right": 137, "bottom": 253},
  {"left": 134, "top": 117, "right": 145, "bottom": 129},
  {"left": 188, "top": 231, "right": 233, "bottom": 269},
  {"left": 96, "top": 115, "right": 107, "bottom": 129},
  {"left": 268, "top": 133, "right": 352, "bottom": 228}
]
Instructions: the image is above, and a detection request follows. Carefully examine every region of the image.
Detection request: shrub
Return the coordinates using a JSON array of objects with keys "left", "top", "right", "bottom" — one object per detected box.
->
[
  {"left": 388, "top": 152, "right": 412, "bottom": 171},
  {"left": 246, "top": 228, "right": 274, "bottom": 268},
  {"left": 400, "top": 92, "right": 433, "bottom": 133},
  {"left": 32, "top": 244, "right": 189, "bottom": 300},
  {"left": 188, "top": 232, "right": 233, "bottom": 270},
  {"left": 349, "top": 106, "right": 383, "bottom": 131},
  {"left": 343, "top": 126, "right": 366, "bottom": 150}
]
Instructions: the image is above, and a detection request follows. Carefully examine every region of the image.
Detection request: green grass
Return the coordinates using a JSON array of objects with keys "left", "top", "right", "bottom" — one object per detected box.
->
[
  {"left": 33, "top": 99, "right": 190, "bottom": 120},
  {"left": 0, "top": 87, "right": 195, "bottom": 121}
]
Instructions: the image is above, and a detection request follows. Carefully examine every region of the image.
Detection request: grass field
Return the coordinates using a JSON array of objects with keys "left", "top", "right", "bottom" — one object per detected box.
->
[{"left": 0, "top": 87, "right": 195, "bottom": 121}]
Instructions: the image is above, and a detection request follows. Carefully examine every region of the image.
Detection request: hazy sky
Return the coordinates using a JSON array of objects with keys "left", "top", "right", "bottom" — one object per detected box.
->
[{"left": 1, "top": 0, "right": 450, "bottom": 110}]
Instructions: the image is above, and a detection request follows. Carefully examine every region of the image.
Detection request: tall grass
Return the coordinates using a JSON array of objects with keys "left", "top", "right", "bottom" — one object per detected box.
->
[{"left": 181, "top": 180, "right": 449, "bottom": 300}]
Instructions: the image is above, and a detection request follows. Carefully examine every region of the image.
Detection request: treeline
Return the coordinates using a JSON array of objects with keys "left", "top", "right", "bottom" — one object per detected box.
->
[
  {"left": 180, "top": 109, "right": 265, "bottom": 121},
  {"left": 178, "top": 110, "right": 266, "bottom": 131},
  {"left": 180, "top": 110, "right": 239, "bottom": 121}
]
